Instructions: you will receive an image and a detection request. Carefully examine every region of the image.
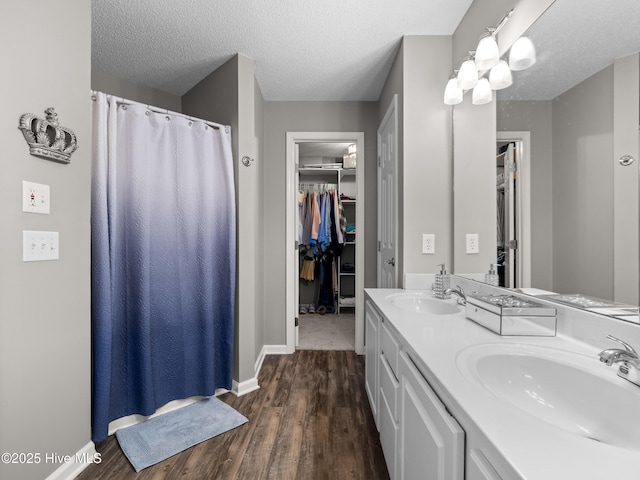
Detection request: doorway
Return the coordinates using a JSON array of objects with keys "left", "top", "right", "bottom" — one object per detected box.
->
[
  {"left": 496, "top": 131, "right": 531, "bottom": 288},
  {"left": 285, "top": 132, "right": 365, "bottom": 355}
]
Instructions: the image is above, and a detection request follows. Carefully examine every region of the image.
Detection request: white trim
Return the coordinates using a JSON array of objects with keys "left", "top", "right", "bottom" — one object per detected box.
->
[
  {"left": 263, "top": 344, "right": 289, "bottom": 355},
  {"left": 497, "top": 131, "right": 531, "bottom": 288},
  {"left": 44, "top": 442, "right": 98, "bottom": 480},
  {"left": 232, "top": 377, "right": 260, "bottom": 396},
  {"left": 253, "top": 344, "right": 287, "bottom": 377},
  {"left": 285, "top": 132, "right": 366, "bottom": 355}
]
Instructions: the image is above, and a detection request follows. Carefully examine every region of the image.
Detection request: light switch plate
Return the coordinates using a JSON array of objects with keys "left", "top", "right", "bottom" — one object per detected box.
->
[
  {"left": 23, "top": 231, "right": 59, "bottom": 262},
  {"left": 22, "top": 181, "right": 50, "bottom": 214}
]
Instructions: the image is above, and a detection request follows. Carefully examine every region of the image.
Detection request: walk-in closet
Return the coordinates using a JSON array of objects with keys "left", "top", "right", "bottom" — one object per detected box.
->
[{"left": 296, "top": 142, "right": 358, "bottom": 350}]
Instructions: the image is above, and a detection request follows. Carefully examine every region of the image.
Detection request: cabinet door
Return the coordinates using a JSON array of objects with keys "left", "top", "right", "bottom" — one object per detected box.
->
[
  {"left": 467, "top": 449, "right": 503, "bottom": 480},
  {"left": 379, "top": 383, "right": 399, "bottom": 480},
  {"left": 399, "top": 351, "right": 464, "bottom": 480},
  {"left": 365, "top": 301, "right": 381, "bottom": 427}
]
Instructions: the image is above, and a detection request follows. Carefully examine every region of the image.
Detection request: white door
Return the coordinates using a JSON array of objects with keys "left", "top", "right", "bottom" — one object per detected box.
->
[
  {"left": 497, "top": 132, "right": 531, "bottom": 289},
  {"left": 294, "top": 143, "right": 300, "bottom": 347},
  {"left": 503, "top": 143, "right": 517, "bottom": 288},
  {"left": 378, "top": 96, "right": 398, "bottom": 288}
]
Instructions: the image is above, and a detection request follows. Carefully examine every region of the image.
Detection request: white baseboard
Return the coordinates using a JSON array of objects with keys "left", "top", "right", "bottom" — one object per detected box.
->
[
  {"left": 263, "top": 344, "right": 288, "bottom": 355},
  {"left": 45, "top": 441, "right": 99, "bottom": 480},
  {"left": 230, "top": 345, "right": 288, "bottom": 397},
  {"left": 232, "top": 377, "right": 260, "bottom": 396}
]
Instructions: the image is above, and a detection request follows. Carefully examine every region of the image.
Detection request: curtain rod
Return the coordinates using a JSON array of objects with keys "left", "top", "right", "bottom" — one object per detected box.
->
[{"left": 90, "top": 90, "right": 229, "bottom": 132}]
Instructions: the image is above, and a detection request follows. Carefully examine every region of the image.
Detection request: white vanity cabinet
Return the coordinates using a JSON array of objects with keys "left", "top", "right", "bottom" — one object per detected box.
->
[
  {"left": 398, "top": 350, "right": 465, "bottom": 480},
  {"left": 365, "top": 301, "right": 381, "bottom": 427},
  {"left": 365, "top": 299, "right": 465, "bottom": 480},
  {"left": 466, "top": 448, "right": 504, "bottom": 480},
  {"left": 379, "top": 316, "right": 401, "bottom": 479}
]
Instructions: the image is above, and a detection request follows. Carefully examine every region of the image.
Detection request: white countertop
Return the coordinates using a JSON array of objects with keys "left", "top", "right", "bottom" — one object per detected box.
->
[{"left": 365, "top": 288, "right": 640, "bottom": 479}]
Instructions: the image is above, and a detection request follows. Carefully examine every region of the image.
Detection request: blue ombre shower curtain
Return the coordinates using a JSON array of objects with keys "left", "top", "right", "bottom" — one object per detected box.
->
[{"left": 91, "top": 93, "right": 236, "bottom": 442}]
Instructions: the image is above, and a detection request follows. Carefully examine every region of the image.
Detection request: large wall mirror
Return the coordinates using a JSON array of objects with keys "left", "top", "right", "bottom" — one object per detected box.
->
[{"left": 454, "top": 0, "right": 640, "bottom": 320}]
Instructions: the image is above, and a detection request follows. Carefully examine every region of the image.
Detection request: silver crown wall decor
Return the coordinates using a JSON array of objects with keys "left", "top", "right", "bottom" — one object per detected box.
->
[{"left": 18, "top": 108, "right": 78, "bottom": 164}]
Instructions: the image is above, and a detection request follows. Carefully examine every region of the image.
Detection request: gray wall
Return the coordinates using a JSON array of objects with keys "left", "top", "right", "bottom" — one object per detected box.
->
[
  {"left": 377, "top": 36, "right": 454, "bottom": 284},
  {"left": 262, "top": 101, "right": 378, "bottom": 345},
  {"left": 254, "top": 78, "right": 265, "bottom": 363},
  {"left": 497, "top": 100, "right": 553, "bottom": 289},
  {"left": 182, "top": 55, "right": 262, "bottom": 385},
  {"left": 453, "top": 96, "right": 497, "bottom": 274},
  {"left": 552, "top": 66, "right": 614, "bottom": 298},
  {"left": 92, "top": 70, "right": 182, "bottom": 112},
  {"left": 613, "top": 54, "right": 640, "bottom": 305},
  {"left": 1, "top": 1, "right": 92, "bottom": 479},
  {"left": 402, "top": 36, "right": 454, "bottom": 277}
]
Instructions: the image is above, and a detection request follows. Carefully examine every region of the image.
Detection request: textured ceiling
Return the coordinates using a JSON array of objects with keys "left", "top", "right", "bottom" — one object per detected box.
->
[
  {"left": 499, "top": 0, "right": 640, "bottom": 101},
  {"left": 92, "top": 0, "right": 473, "bottom": 101}
]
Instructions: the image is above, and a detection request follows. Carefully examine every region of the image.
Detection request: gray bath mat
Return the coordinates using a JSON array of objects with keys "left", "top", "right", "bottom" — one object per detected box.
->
[{"left": 116, "top": 396, "right": 248, "bottom": 471}]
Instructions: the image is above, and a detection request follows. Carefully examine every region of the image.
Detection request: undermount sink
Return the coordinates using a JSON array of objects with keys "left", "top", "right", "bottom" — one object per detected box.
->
[
  {"left": 386, "top": 292, "right": 462, "bottom": 315},
  {"left": 457, "top": 344, "right": 640, "bottom": 450}
]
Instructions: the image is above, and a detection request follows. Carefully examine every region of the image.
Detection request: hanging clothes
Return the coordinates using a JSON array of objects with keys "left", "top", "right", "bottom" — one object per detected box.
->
[{"left": 297, "top": 185, "right": 346, "bottom": 311}]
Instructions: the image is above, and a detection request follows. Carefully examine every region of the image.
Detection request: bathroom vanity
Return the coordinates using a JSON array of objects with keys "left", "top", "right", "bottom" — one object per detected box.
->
[{"left": 365, "top": 280, "right": 640, "bottom": 480}]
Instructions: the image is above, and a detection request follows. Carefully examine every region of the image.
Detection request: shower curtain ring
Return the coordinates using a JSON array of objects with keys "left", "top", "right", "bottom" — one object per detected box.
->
[{"left": 242, "top": 156, "right": 254, "bottom": 167}]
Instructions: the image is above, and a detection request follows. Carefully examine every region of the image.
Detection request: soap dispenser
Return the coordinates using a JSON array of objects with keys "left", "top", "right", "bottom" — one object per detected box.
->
[
  {"left": 434, "top": 263, "right": 451, "bottom": 299},
  {"left": 485, "top": 263, "right": 499, "bottom": 286}
]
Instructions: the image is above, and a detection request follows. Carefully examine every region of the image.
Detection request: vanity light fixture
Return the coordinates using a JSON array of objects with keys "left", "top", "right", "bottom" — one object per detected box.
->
[
  {"left": 475, "top": 30, "right": 500, "bottom": 71},
  {"left": 472, "top": 78, "right": 492, "bottom": 105},
  {"left": 509, "top": 36, "right": 536, "bottom": 71},
  {"left": 443, "top": 8, "right": 537, "bottom": 106},
  {"left": 444, "top": 72, "right": 463, "bottom": 105},
  {"left": 489, "top": 60, "right": 513, "bottom": 90},
  {"left": 457, "top": 53, "right": 479, "bottom": 90}
]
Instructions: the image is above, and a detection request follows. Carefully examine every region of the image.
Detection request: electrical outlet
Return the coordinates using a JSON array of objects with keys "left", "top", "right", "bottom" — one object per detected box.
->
[
  {"left": 466, "top": 233, "right": 479, "bottom": 254},
  {"left": 422, "top": 234, "right": 435, "bottom": 254},
  {"left": 22, "top": 181, "right": 50, "bottom": 214}
]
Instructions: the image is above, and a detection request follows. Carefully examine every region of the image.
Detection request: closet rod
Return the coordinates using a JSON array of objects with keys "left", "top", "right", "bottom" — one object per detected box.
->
[
  {"left": 90, "top": 90, "right": 229, "bottom": 131},
  {"left": 299, "top": 182, "right": 337, "bottom": 192}
]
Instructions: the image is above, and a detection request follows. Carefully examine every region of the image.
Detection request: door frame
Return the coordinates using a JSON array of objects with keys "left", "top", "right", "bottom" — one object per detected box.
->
[
  {"left": 285, "top": 131, "right": 365, "bottom": 354},
  {"left": 496, "top": 131, "right": 531, "bottom": 288}
]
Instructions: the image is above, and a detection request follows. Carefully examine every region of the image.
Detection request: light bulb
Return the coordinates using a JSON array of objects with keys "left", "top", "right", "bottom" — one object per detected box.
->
[
  {"left": 489, "top": 60, "right": 513, "bottom": 90},
  {"left": 509, "top": 36, "right": 536, "bottom": 71},
  {"left": 475, "top": 33, "right": 499, "bottom": 71},
  {"left": 457, "top": 59, "right": 478, "bottom": 90},
  {"left": 472, "top": 78, "right": 492, "bottom": 105},
  {"left": 444, "top": 78, "right": 463, "bottom": 105}
]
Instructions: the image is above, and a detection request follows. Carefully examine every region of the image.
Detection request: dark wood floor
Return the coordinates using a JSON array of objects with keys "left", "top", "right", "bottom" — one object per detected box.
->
[{"left": 77, "top": 350, "right": 390, "bottom": 480}]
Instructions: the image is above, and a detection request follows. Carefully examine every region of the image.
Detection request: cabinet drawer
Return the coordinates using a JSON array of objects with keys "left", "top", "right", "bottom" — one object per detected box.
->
[
  {"left": 380, "top": 319, "right": 400, "bottom": 378},
  {"left": 380, "top": 351, "right": 399, "bottom": 419}
]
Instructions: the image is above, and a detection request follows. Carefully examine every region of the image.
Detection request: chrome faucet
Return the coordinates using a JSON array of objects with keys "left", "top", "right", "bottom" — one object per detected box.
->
[
  {"left": 444, "top": 285, "right": 466, "bottom": 305},
  {"left": 598, "top": 335, "right": 640, "bottom": 387}
]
